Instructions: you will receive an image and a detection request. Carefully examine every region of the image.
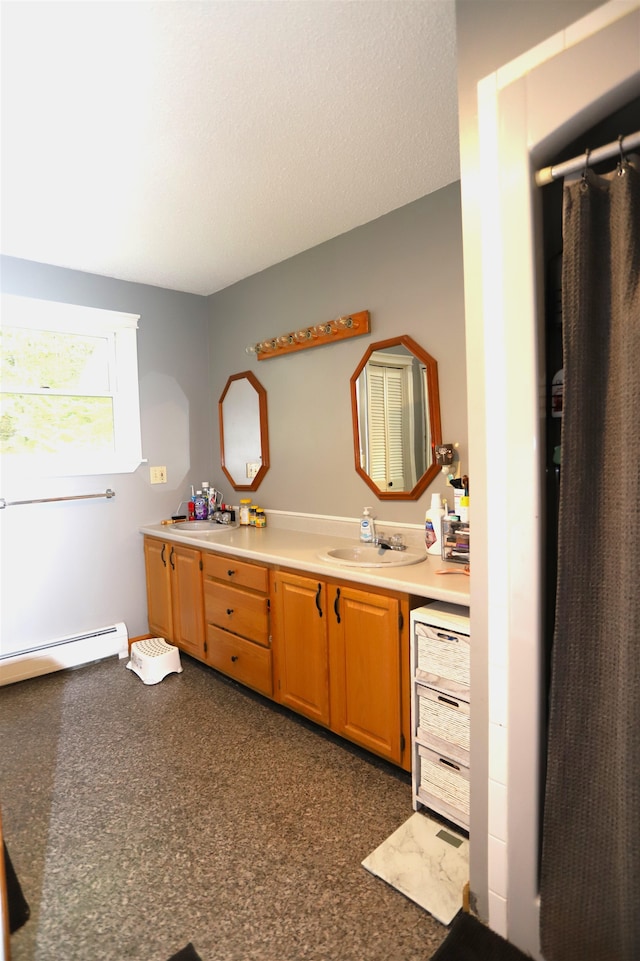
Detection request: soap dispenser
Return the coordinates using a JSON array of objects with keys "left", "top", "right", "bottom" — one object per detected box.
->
[{"left": 360, "top": 507, "right": 375, "bottom": 543}]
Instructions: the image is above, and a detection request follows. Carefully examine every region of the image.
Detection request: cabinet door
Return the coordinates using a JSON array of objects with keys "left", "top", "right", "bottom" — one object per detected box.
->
[
  {"left": 329, "top": 584, "right": 403, "bottom": 765},
  {"left": 169, "top": 543, "right": 205, "bottom": 659},
  {"left": 144, "top": 537, "right": 173, "bottom": 640},
  {"left": 272, "top": 571, "right": 330, "bottom": 726}
]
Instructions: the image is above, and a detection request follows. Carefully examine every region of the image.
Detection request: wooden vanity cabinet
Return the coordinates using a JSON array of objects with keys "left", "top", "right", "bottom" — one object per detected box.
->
[
  {"left": 143, "top": 536, "right": 205, "bottom": 659},
  {"left": 271, "top": 569, "right": 411, "bottom": 770},
  {"left": 271, "top": 570, "right": 330, "bottom": 726},
  {"left": 202, "top": 552, "right": 272, "bottom": 697},
  {"left": 143, "top": 536, "right": 413, "bottom": 771},
  {"left": 328, "top": 583, "right": 410, "bottom": 769}
]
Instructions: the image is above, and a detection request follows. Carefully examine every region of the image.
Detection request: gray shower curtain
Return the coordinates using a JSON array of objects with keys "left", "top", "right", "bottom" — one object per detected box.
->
[{"left": 540, "top": 156, "right": 640, "bottom": 961}]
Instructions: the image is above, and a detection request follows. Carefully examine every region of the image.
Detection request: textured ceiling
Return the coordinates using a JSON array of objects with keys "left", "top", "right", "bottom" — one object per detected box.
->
[{"left": 1, "top": 1, "right": 459, "bottom": 296}]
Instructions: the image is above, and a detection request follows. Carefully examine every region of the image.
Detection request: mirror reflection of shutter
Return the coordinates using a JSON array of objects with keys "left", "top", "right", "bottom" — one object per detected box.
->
[
  {"left": 385, "top": 368, "right": 406, "bottom": 490},
  {"left": 366, "top": 365, "right": 406, "bottom": 491},
  {"left": 367, "top": 367, "right": 387, "bottom": 488}
]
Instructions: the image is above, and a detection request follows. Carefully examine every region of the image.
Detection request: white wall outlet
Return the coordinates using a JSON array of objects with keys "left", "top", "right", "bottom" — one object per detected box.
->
[
  {"left": 246, "top": 462, "right": 260, "bottom": 479},
  {"left": 150, "top": 466, "right": 167, "bottom": 484}
]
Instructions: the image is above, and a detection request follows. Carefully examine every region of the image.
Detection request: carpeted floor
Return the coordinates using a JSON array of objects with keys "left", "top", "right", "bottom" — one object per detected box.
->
[{"left": 0, "top": 655, "right": 450, "bottom": 961}]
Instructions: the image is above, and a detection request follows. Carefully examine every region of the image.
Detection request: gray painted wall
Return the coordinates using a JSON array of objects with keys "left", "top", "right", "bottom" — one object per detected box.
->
[
  {"left": 207, "top": 184, "right": 467, "bottom": 524},
  {"left": 0, "top": 255, "right": 212, "bottom": 650}
]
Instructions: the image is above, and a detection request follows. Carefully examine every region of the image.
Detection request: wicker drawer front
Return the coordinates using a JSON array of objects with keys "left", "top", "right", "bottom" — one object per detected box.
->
[
  {"left": 204, "top": 581, "right": 269, "bottom": 646},
  {"left": 417, "top": 744, "right": 470, "bottom": 829},
  {"left": 416, "top": 683, "right": 470, "bottom": 765},
  {"left": 205, "top": 624, "right": 273, "bottom": 697},
  {"left": 415, "top": 622, "right": 470, "bottom": 699},
  {"left": 203, "top": 553, "right": 269, "bottom": 593}
]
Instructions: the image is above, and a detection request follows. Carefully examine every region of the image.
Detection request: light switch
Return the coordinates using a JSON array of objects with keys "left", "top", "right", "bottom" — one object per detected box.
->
[{"left": 150, "top": 466, "right": 167, "bottom": 484}]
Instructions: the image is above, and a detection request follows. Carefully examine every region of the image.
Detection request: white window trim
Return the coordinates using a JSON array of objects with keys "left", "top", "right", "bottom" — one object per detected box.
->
[{"left": 1, "top": 293, "right": 142, "bottom": 477}]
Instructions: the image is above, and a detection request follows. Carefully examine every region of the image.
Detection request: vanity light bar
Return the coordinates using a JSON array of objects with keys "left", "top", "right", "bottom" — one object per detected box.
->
[{"left": 247, "top": 310, "right": 370, "bottom": 360}]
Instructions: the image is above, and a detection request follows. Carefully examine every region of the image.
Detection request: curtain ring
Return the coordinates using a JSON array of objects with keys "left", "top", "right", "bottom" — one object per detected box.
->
[
  {"left": 617, "top": 134, "right": 628, "bottom": 176},
  {"left": 580, "top": 147, "right": 591, "bottom": 190}
]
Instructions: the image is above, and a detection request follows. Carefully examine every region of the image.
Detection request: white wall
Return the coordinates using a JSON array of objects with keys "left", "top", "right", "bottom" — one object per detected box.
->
[
  {"left": 455, "top": 0, "right": 606, "bottom": 928},
  {"left": 457, "top": 0, "right": 640, "bottom": 953},
  {"left": 0, "top": 256, "right": 212, "bottom": 654}
]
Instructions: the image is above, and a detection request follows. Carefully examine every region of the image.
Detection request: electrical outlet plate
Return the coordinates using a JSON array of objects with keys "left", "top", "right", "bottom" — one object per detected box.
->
[
  {"left": 246, "top": 462, "right": 260, "bottom": 479},
  {"left": 150, "top": 466, "right": 167, "bottom": 484}
]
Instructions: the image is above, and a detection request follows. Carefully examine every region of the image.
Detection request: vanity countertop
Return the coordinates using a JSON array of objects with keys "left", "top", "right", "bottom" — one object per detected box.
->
[{"left": 140, "top": 522, "right": 470, "bottom": 608}]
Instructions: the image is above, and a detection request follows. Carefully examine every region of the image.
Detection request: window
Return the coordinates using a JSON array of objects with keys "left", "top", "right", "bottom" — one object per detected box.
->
[{"left": 0, "top": 294, "right": 142, "bottom": 477}]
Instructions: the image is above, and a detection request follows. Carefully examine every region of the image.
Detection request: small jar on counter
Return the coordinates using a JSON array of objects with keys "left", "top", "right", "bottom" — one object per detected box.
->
[
  {"left": 239, "top": 498, "right": 252, "bottom": 526},
  {"left": 249, "top": 505, "right": 257, "bottom": 526},
  {"left": 255, "top": 508, "right": 266, "bottom": 528}
]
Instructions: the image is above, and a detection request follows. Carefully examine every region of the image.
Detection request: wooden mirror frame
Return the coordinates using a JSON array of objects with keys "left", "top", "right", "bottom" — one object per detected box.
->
[
  {"left": 350, "top": 335, "right": 442, "bottom": 500},
  {"left": 219, "top": 371, "right": 270, "bottom": 492}
]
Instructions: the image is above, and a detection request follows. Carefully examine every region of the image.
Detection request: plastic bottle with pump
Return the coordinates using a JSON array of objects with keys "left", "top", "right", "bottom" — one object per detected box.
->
[
  {"left": 360, "top": 507, "right": 375, "bottom": 543},
  {"left": 425, "top": 493, "right": 445, "bottom": 555}
]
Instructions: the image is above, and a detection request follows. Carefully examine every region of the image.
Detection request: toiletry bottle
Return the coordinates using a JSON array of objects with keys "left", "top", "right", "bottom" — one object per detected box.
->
[
  {"left": 425, "top": 493, "right": 445, "bottom": 555},
  {"left": 194, "top": 490, "right": 207, "bottom": 521},
  {"left": 360, "top": 507, "right": 375, "bottom": 543},
  {"left": 551, "top": 368, "right": 564, "bottom": 418},
  {"left": 202, "top": 482, "right": 211, "bottom": 518},
  {"left": 239, "top": 498, "right": 251, "bottom": 526}
]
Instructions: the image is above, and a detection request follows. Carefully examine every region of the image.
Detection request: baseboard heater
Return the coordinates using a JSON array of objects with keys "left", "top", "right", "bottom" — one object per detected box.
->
[{"left": 0, "top": 622, "right": 129, "bottom": 687}]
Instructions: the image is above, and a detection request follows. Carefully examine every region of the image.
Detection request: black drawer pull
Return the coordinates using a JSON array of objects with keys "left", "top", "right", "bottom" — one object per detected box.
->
[
  {"left": 226, "top": 608, "right": 234, "bottom": 616},
  {"left": 438, "top": 757, "right": 460, "bottom": 771},
  {"left": 334, "top": 587, "right": 341, "bottom": 624},
  {"left": 231, "top": 655, "right": 238, "bottom": 662},
  {"left": 438, "top": 695, "right": 460, "bottom": 708},
  {"left": 315, "top": 583, "right": 323, "bottom": 618},
  {"left": 227, "top": 569, "right": 236, "bottom": 577}
]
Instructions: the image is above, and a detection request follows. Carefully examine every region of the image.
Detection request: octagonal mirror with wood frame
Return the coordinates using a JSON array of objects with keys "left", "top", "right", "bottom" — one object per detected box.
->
[
  {"left": 350, "top": 335, "right": 442, "bottom": 500},
  {"left": 219, "top": 371, "right": 270, "bottom": 491}
]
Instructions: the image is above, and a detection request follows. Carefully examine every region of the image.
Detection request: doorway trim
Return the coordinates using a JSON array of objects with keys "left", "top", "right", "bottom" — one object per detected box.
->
[{"left": 475, "top": 2, "right": 640, "bottom": 956}]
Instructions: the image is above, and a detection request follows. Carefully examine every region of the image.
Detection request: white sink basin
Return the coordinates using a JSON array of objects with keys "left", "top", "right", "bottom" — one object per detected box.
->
[
  {"left": 173, "top": 521, "right": 237, "bottom": 534},
  {"left": 318, "top": 544, "right": 427, "bottom": 568}
]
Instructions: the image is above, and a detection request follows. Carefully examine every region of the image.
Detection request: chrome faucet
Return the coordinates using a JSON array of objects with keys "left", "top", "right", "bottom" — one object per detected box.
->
[{"left": 374, "top": 532, "right": 406, "bottom": 551}]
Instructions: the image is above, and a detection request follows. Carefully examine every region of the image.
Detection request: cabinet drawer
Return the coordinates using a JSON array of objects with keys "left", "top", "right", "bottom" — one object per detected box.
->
[
  {"left": 415, "top": 622, "right": 470, "bottom": 699},
  {"left": 416, "top": 683, "right": 469, "bottom": 765},
  {"left": 417, "top": 743, "right": 469, "bottom": 830},
  {"left": 204, "top": 580, "right": 269, "bottom": 646},
  {"left": 203, "top": 553, "right": 269, "bottom": 593},
  {"left": 205, "top": 624, "right": 273, "bottom": 697}
]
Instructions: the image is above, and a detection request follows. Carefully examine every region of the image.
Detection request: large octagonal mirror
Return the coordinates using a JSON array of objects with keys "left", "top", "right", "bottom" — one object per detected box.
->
[
  {"left": 350, "top": 335, "right": 442, "bottom": 500},
  {"left": 219, "top": 371, "right": 270, "bottom": 491}
]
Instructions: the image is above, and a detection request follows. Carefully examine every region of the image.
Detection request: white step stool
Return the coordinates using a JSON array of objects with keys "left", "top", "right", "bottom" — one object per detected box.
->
[{"left": 126, "top": 637, "right": 183, "bottom": 685}]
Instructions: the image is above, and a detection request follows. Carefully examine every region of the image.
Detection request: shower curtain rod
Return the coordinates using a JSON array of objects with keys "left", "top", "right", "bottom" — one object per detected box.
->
[{"left": 535, "top": 130, "right": 640, "bottom": 186}]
